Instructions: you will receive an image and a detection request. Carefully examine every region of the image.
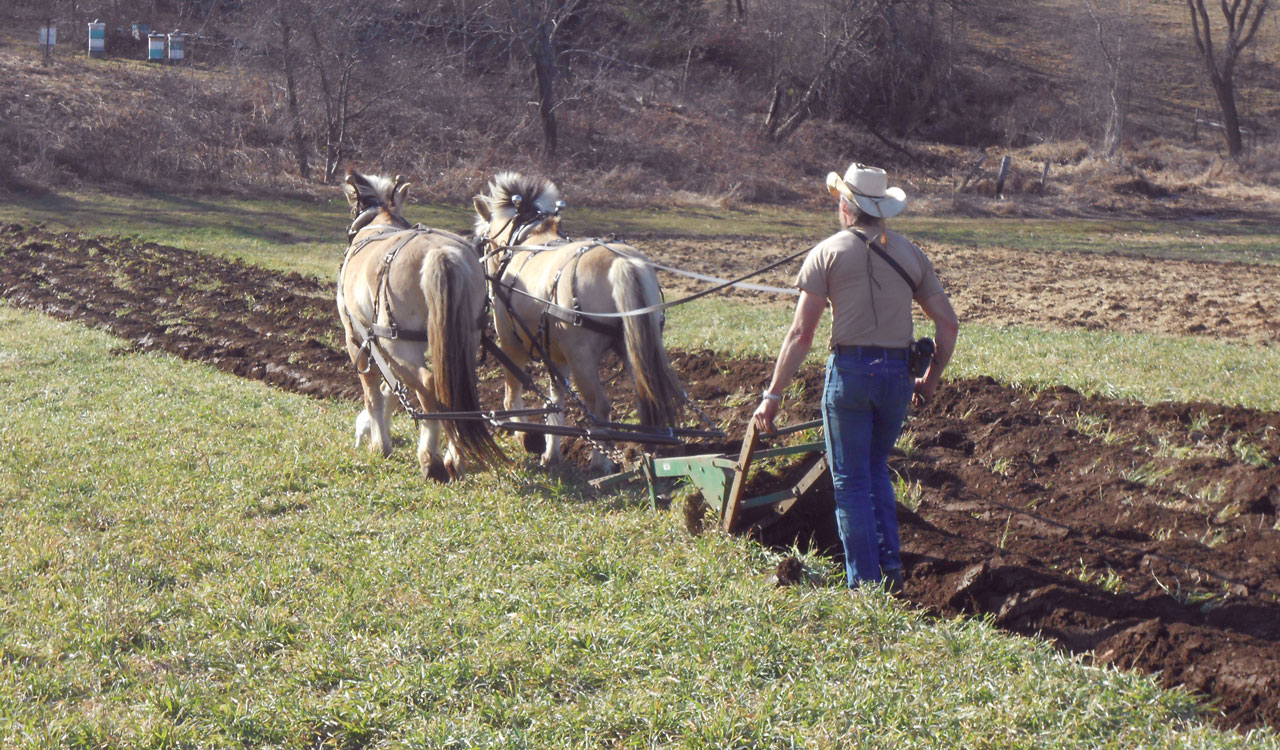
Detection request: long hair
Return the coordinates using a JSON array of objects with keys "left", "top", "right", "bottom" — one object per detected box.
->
[
  {"left": 423, "top": 249, "right": 504, "bottom": 467},
  {"left": 610, "top": 257, "right": 683, "bottom": 427}
]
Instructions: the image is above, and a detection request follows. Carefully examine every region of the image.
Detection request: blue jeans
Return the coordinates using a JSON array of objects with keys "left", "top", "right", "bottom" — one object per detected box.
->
[{"left": 822, "top": 350, "right": 914, "bottom": 588}]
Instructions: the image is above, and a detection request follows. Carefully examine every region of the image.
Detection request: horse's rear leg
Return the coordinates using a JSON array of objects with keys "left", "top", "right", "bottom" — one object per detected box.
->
[
  {"left": 356, "top": 371, "right": 393, "bottom": 457},
  {"left": 540, "top": 378, "right": 568, "bottom": 466},
  {"left": 569, "top": 360, "right": 616, "bottom": 474},
  {"left": 413, "top": 367, "right": 452, "bottom": 483},
  {"left": 503, "top": 368, "right": 545, "bottom": 456}
]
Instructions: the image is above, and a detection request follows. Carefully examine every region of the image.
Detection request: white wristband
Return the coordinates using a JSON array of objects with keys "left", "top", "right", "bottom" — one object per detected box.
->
[{"left": 762, "top": 390, "right": 782, "bottom": 402}]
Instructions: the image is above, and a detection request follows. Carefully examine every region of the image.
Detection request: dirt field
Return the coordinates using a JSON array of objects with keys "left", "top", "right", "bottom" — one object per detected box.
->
[
  {"left": 637, "top": 234, "right": 1280, "bottom": 345},
  {"left": 2, "top": 223, "right": 1278, "bottom": 732}
]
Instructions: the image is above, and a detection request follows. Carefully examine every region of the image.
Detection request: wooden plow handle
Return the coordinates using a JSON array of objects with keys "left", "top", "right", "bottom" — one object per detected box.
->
[
  {"left": 723, "top": 420, "right": 762, "bottom": 532},
  {"left": 722, "top": 418, "right": 824, "bottom": 533}
]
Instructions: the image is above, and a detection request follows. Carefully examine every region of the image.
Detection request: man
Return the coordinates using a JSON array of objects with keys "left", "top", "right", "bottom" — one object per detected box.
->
[{"left": 753, "top": 163, "right": 959, "bottom": 592}]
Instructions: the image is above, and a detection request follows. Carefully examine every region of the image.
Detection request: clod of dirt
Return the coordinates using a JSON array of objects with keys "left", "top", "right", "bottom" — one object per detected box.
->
[
  {"left": 774, "top": 556, "right": 805, "bottom": 587},
  {"left": 682, "top": 492, "right": 708, "bottom": 537}
]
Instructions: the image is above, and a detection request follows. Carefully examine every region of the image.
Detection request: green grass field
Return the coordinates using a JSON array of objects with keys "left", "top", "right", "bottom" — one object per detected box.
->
[
  {"left": 3, "top": 191, "right": 1280, "bottom": 747},
  {"left": 2, "top": 305, "right": 1273, "bottom": 749}
]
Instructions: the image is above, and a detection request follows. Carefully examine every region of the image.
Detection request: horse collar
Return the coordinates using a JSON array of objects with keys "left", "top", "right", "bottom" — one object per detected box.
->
[{"left": 347, "top": 206, "right": 382, "bottom": 244}]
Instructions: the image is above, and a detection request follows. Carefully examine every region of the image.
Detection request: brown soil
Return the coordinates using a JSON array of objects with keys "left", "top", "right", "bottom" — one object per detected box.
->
[
  {"left": 634, "top": 235, "right": 1280, "bottom": 344},
  {"left": 2, "top": 222, "right": 1279, "bottom": 732}
]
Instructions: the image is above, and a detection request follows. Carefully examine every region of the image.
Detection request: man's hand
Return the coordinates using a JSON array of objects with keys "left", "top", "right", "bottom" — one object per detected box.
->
[
  {"left": 913, "top": 377, "right": 937, "bottom": 405},
  {"left": 752, "top": 398, "right": 780, "bottom": 434}
]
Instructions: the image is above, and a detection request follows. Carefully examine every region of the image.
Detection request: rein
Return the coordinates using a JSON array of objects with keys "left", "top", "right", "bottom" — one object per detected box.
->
[
  {"left": 487, "top": 242, "right": 813, "bottom": 320},
  {"left": 645, "top": 260, "right": 798, "bottom": 296}
]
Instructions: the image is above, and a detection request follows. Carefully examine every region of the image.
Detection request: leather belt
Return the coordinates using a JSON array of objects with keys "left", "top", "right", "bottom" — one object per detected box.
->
[{"left": 831, "top": 345, "right": 907, "bottom": 359}]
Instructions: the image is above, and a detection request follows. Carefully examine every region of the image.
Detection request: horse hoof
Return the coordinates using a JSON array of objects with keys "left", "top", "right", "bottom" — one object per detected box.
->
[
  {"left": 424, "top": 462, "right": 451, "bottom": 483},
  {"left": 521, "top": 431, "right": 546, "bottom": 455},
  {"left": 444, "top": 454, "right": 464, "bottom": 482}
]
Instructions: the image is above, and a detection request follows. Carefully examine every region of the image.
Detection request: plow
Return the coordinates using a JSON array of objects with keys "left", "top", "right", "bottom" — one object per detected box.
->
[{"left": 590, "top": 417, "right": 829, "bottom": 534}]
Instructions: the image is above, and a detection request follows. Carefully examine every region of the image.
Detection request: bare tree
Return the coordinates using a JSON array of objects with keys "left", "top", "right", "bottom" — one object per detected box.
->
[
  {"left": 276, "top": 0, "right": 309, "bottom": 179},
  {"left": 500, "top": 0, "right": 591, "bottom": 158},
  {"left": 1185, "top": 0, "right": 1269, "bottom": 157},
  {"left": 759, "top": 0, "right": 879, "bottom": 143},
  {"left": 764, "top": 34, "right": 865, "bottom": 142},
  {"left": 1082, "top": 0, "right": 1139, "bottom": 158},
  {"left": 296, "top": 0, "right": 404, "bottom": 182}
]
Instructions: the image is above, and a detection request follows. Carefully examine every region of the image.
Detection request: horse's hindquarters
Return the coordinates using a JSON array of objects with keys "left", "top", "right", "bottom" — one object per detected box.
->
[{"left": 340, "top": 227, "right": 501, "bottom": 473}]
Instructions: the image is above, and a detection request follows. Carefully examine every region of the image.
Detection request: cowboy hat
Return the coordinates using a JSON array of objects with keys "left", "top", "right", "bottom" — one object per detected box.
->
[{"left": 825, "top": 164, "right": 907, "bottom": 219}]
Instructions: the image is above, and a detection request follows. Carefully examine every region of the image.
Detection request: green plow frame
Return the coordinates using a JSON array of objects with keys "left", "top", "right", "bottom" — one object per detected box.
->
[{"left": 590, "top": 418, "right": 827, "bottom": 533}]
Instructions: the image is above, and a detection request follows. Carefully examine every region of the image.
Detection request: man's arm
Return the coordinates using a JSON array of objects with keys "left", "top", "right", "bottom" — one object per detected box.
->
[
  {"left": 915, "top": 291, "right": 958, "bottom": 403},
  {"left": 753, "top": 290, "right": 827, "bottom": 433}
]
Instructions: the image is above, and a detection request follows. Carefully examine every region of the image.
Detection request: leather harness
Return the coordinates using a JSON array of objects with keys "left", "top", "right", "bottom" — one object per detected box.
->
[
  {"left": 487, "top": 238, "right": 627, "bottom": 358},
  {"left": 340, "top": 215, "right": 492, "bottom": 419}
]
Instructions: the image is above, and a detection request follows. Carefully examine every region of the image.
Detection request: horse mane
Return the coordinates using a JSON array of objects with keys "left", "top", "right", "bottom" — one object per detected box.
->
[
  {"left": 474, "top": 171, "right": 562, "bottom": 235},
  {"left": 344, "top": 171, "right": 404, "bottom": 219}
]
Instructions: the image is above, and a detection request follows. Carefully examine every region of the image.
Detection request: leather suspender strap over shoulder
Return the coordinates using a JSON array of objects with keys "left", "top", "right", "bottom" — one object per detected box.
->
[{"left": 851, "top": 229, "right": 917, "bottom": 294}]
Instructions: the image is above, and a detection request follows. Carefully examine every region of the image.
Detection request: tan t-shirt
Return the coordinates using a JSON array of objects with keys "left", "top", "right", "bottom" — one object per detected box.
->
[{"left": 794, "top": 228, "right": 944, "bottom": 349}]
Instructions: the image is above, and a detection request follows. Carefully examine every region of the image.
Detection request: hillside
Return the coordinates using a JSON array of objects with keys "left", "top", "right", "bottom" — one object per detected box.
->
[{"left": 1, "top": 0, "right": 1278, "bottom": 217}]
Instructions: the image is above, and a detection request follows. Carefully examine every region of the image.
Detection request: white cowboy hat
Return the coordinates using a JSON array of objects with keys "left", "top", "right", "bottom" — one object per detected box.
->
[{"left": 825, "top": 164, "right": 907, "bottom": 219}]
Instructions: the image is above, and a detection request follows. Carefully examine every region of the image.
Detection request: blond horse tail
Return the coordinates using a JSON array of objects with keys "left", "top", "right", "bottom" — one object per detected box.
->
[
  {"left": 610, "top": 257, "right": 684, "bottom": 427},
  {"left": 424, "top": 251, "right": 504, "bottom": 467}
]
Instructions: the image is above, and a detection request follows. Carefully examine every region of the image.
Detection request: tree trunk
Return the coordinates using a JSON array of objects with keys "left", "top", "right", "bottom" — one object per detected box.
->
[
  {"left": 277, "top": 0, "right": 310, "bottom": 180},
  {"left": 763, "top": 83, "right": 784, "bottom": 133},
  {"left": 1102, "top": 65, "right": 1123, "bottom": 156},
  {"left": 1211, "top": 70, "right": 1244, "bottom": 156},
  {"left": 334, "top": 70, "right": 351, "bottom": 181},
  {"left": 532, "top": 25, "right": 558, "bottom": 158},
  {"left": 321, "top": 65, "right": 354, "bottom": 184}
]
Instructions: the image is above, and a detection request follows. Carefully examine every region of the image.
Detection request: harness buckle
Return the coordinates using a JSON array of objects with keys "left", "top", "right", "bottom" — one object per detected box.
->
[{"left": 356, "top": 338, "right": 375, "bottom": 374}]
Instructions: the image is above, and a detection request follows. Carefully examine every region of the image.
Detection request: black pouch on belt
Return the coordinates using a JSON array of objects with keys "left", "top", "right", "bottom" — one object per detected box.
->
[{"left": 908, "top": 337, "right": 935, "bottom": 378}]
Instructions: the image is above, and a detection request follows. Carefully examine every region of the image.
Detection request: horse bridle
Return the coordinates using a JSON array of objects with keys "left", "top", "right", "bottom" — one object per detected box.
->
[
  {"left": 346, "top": 200, "right": 411, "bottom": 247},
  {"left": 477, "top": 193, "right": 566, "bottom": 259}
]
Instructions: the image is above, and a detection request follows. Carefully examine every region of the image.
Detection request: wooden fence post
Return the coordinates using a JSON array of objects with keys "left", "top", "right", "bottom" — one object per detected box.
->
[{"left": 995, "top": 155, "right": 1012, "bottom": 198}]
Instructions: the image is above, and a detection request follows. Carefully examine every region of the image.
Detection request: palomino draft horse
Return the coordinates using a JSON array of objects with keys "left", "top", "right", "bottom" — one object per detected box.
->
[
  {"left": 473, "top": 171, "right": 685, "bottom": 472},
  {"left": 337, "top": 171, "right": 502, "bottom": 480}
]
